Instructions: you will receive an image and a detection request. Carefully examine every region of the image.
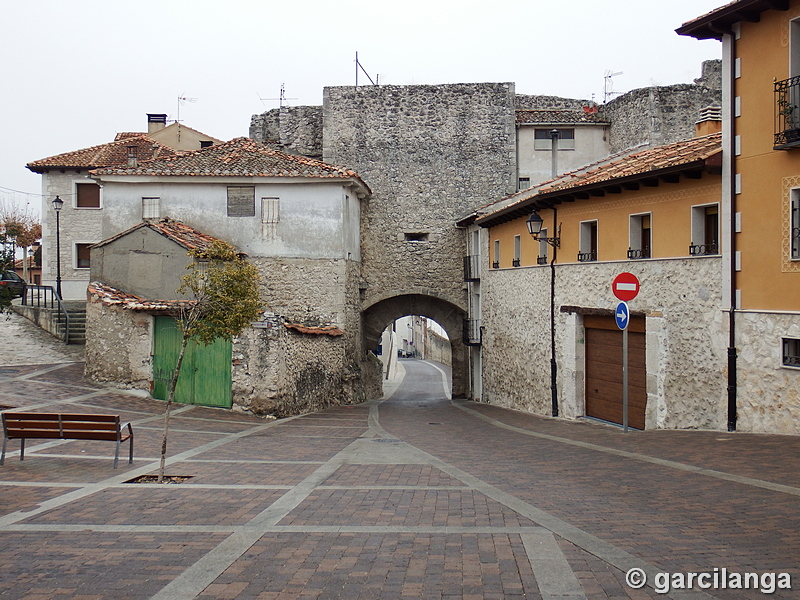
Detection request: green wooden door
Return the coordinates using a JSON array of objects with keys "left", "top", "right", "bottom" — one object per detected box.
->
[{"left": 152, "top": 316, "right": 232, "bottom": 408}]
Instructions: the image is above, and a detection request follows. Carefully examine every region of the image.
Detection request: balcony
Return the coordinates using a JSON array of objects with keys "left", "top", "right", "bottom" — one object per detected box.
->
[
  {"left": 775, "top": 76, "right": 800, "bottom": 150},
  {"left": 463, "top": 319, "right": 483, "bottom": 346},
  {"left": 537, "top": 255, "right": 548, "bottom": 265},
  {"left": 463, "top": 255, "right": 480, "bottom": 281},
  {"left": 491, "top": 261, "right": 499, "bottom": 269},
  {"left": 627, "top": 248, "right": 651, "bottom": 260},
  {"left": 512, "top": 258, "right": 521, "bottom": 267},
  {"left": 577, "top": 251, "right": 597, "bottom": 262},
  {"left": 689, "top": 243, "right": 719, "bottom": 256}
]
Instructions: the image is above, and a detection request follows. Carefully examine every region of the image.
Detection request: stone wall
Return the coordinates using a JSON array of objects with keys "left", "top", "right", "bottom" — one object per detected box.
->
[
  {"left": 736, "top": 311, "right": 800, "bottom": 434},
  {"left": 600, "top": 60, "right": 722, "bottom": 153},
  {"left": 514, "top": 95, "right": 590, "bottom": 110},
  {"left": 425, "top": 330, "right": 452, "bottom": 366},
  {"left": 249, "top": 106, "right": 323, "bottom": 158},
  {"left": 482, "top": 256, "right": 728, "bottom": 430}
]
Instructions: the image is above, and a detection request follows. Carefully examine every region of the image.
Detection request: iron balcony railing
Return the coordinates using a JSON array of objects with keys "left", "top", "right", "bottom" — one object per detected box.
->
[
  {"left": 463, "top": 319, "right": 483, "bottom": 346},
  {"left": 577, "top": 250, "right": 597, "bottom": 262},
  {"left": 689, "top": 243, "right": 719, "bottom": 256},
  {"left": 627, "top": 248, "right": 651, "bottom": 260},
  {"left": 775, "top": 76, "right": 800, "bottom": 149},
  {"left": 537, "top": 255, "right": 548, "bottom": 265},
  {"left": 463, "top": 255, "right": 480, "bottom": 282},
  {"left": 491, "top": 261, "right": 499, "bottom": 269},
  {"left": 512, "top": 258, "right": 521, "bottom": 267}
]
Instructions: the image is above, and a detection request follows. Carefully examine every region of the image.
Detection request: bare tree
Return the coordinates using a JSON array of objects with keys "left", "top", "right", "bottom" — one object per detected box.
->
[{"left": 158, "top": 240, "right": 262, "bottom": 482}]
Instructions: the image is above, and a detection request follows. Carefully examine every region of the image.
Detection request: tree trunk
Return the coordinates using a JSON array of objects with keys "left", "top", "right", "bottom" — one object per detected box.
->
[{"left": 158, "top": 333, "right": 190, "bottom": 483}]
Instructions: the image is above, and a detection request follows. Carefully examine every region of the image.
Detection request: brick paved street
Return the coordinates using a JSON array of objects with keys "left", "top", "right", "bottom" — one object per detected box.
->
[{"left": 1, "top": 315, "right": 799, "bottom": 598}]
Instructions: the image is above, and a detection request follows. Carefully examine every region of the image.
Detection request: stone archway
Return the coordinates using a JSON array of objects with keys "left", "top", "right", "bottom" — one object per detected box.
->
[{"left": 362, "top": 293, "right": 468, "bottom": 399}]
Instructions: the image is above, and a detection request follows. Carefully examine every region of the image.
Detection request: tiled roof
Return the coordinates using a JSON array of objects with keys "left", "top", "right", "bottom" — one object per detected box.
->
[
  {"left": 475, "top": 133, "right": 721, "bottom": 227},
  {"left": 676, "top": 0, "right": 776, "bottom": 40},
  {"left": 90, "top": 137, "right": 369, "bottom": 184},
  {"left": 88, "top": 282, "right": 195, "bottom": 312},
  {"left": 285, "top": 323, "right": 344, "bottom": 336},
  {"left": 516, "top": 109, "right": 609, "bottom": 125},
  {"left": 115, "top": 132, "right": 146, "bottom": 141},
  {"left": 26, "top": 135, "right": 177, "bottom": 173},
  {"left": 539, "top": 132, "right": 721, "bottom": 193},
  {"left": 92, "top": 218, "right": 228, "bottom": 255}
]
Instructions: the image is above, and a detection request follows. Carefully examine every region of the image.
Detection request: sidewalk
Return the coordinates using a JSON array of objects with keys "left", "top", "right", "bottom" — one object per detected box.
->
[{"left": 0, "top": 325, "right": 799, "bottom": 598}]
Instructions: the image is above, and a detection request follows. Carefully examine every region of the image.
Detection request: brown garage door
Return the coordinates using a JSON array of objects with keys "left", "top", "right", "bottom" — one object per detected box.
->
[{"left": 584, "top": 314, "right": 647, "bottom": 430}]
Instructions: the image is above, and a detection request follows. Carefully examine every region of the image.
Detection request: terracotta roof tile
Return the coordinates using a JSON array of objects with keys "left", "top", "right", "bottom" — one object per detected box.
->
[
  {"left": 539, "top": 132, "right": 721, "bottom": 193},
  {"left": 516, "top": 109, "right": 609, "bottom": 125},
  {"left": 88, "top": 282, "right": 195, "bottom": 312},
  {"left": 115, "top": 132, "right": 146, "bottom": 141},
  {"left": 27, "top": 135, "right": 177, "bottom": 172},
  {"left": 92, "top": 217, "right": 228, "bottom": 254},
  {"left": 90, "top": 137, "right": 369, "bottom": 186}
]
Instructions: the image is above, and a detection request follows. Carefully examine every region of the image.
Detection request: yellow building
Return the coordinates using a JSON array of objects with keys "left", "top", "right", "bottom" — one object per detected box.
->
[
  {"left": 680, "top": 0, "right": 800, "bottom": 433},
  {"left": 470, "top": 127, "right": 727, "bottom": 431}
]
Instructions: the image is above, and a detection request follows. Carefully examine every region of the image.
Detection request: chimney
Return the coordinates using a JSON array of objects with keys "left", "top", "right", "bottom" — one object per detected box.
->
[
  {"left": 127, "top": 145, "right": 138, "bottom": 168},
  {"left": 695, "top": 104, "right": 722, "bottom": 137},
  {"left": 147, "top": 113, "right": 168, "bottom": 134}
]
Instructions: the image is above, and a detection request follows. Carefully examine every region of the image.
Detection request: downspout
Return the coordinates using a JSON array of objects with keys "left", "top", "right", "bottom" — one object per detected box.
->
[
  {"left": 550, "top": 206, "right": 559, "bottom": 417},
  {"left": 722, "top": 29, "right": 738, "bottom": 431}
]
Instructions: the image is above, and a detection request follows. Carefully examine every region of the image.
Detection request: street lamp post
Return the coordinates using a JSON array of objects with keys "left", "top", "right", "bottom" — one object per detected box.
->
[{"left": 52, "top": 196, "right": 63, "bottom": 299}]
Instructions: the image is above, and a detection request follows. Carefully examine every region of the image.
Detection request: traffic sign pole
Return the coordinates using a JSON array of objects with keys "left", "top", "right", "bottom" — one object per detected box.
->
[
  {"left": 622, "top": 327, "right": 628, "bottom": 433},
  {"left": 614, "top": 292, "right": 634, "bottom": 434}
]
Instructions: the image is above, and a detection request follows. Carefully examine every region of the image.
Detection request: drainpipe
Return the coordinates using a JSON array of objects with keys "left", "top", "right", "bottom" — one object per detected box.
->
[
  {"left": 722, "top": 30, "right": 738, "bottom": 431},
  {"left": 550, "top": 129, "right": 559, "bottom": 179},
  {"left": 550, "top": 206, "right": 559, "bottom": 417}
]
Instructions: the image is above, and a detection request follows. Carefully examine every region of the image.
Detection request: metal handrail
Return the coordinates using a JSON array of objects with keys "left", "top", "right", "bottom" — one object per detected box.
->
[
  {"left": 774, "top": 76, "right": 800, "bottom": 149},
  {"left": 21, "top": 285, "right": 70, "bottom": 344}
]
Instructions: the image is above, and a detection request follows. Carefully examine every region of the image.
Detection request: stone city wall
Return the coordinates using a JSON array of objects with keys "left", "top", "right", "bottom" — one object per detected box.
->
[
  {"left": 600, "top": 60, "right": 722, "bottom": 153},
  {"left": 425, "top": 330, "right": 452, "bottom": 367},
  {"left": 482, "top": 256, "right": 728, "bottom": 430},
  {"left": 736, "top": 311, "right": 800, "bottom": 435},
  {"left": 249, "top": 105, "right": 323, "bottom": 159}
]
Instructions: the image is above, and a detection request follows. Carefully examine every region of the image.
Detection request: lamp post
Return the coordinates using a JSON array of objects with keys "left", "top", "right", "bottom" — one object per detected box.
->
[
  {"left": 52, "top": 196, "right": 63, "bottom": 299},
  {"left": 527, "top": 209, "right": 561, "bottom": 417}
]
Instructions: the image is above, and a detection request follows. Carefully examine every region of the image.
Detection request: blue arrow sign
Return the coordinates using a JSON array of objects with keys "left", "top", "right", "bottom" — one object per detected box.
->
[{"left": 615, "top": 301, "right": 630, "bottom": 330}]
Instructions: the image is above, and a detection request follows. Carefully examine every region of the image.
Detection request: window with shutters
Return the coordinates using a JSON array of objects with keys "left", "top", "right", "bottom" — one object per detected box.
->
[
  {"left": 579, "top": 220, "right": 598, "bottom": 262},
  {"left": 628, "top": 213, "right": 651, "bottom": 259},
  {"left": 792, "top": 192, "right": 800, "bottom": 260},
  {"left": 227, "top": 186, "right": 255, "bottom": 217},
  {"left": 76, "top": 182, "right": 101, "bottom": 208},
  {"left": 513, "top": 235, "right": 521, "bottom": 267},
  {"left": 261, "top": 197, "right": 280, "bottom": 223},
  {"left": 690, "top": 204, "right": 720, "bottom": 256}
]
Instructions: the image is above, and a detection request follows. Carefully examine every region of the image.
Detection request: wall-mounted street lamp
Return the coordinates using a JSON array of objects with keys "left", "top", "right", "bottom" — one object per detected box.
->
[
  {"left": 526, "top": 211, "right": 560, "bottom": 248},
  {"left": 52, "top": 195, "right": 63, "bottom": 299}
]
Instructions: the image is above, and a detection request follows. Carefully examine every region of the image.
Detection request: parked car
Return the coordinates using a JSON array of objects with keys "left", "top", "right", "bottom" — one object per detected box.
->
[{"left": 0, "top": 270, "right": 26, "bottom": 299}]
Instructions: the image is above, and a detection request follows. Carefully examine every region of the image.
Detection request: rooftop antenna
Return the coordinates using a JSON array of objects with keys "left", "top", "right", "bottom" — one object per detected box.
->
[
  {"left": 603, "top": 71, "right": 623, "bottom": 103},
  {"left": 174, "top": 95, "right": 197, "bottom": 142},
  {"left": 355, "top": 52, "right": 379, "bottom": 87},
  {"left": 258, "top": 83, "right": 297, "bottom": 108}
]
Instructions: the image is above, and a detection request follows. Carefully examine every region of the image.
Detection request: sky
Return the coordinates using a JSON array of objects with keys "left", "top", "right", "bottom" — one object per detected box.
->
[{"left": 0, "top": 0, "right": 724, "bottom": 218}]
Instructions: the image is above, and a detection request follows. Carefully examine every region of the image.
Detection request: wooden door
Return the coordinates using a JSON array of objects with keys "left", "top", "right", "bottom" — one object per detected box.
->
[
  {"left": 584, "top": 315, "right": 647, "bottom": 429},
  {"left": 152, "top": 316, "right": 232, "bottom": 408}
]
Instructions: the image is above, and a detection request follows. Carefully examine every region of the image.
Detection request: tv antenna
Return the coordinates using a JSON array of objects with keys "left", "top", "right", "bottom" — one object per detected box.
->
[
  {"left": 175, "top": 94, "right": 197, "bottom": 124},
  {"left": 603, "top": 71, "right": 623, "bottom": 103},
  {"left": 355, "top": 52, "right": 379, "bottom": 87},
  {"left": 258, "top": 83, "right": 297, "bottom": 108}
]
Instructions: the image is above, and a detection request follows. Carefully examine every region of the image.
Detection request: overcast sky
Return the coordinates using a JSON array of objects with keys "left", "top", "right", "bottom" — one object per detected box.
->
[{"left": 1, "top": 0, "right": 723, "bottom": 217}]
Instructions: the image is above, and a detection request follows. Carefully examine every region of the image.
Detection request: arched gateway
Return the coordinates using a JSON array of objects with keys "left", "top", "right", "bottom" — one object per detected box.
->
[{"left": 362, "top": 293, "right": 468, "bottom": 399}]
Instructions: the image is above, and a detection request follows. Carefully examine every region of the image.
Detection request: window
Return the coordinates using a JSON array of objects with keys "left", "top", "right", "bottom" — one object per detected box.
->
[
  {"left": 75, "top": 243, "right": 92, "bottom": 269},
  {"left": 142, "top": 197, "right": 160, "bottom": 220},
  {"left": 513, "top": 235, "right": 521, "bottom": 267},
  {"left": 404, "top": 232, "right": 429, "bottom": 242},
  {"left": 227, "top": 186, "right": 255, "bottom": 217},
  {"left": 792, "top": 193, "right": 800, "bottom": 260},
  {"left": 262, "top": 197, "right": 280, "bottom": 224},
  {"left": 690, "top": 204, "right": 720, "bottom": 256},
  {"left": 518, "top": 177, "right": 531, "bottom": 191},
  {"left": 783, "top": 338, "right": 800, "bottom": 367},
  {"left": 628, "top": 213, "right": 651, "bottom": 259},
  {"left": 493, "top": 240, "right": 500, "bottom": 269},
  {"left": 578, "top": 221, "right": 598, "bottom": 262},
  {"left": 76, "top": 183, "right": 101, "bottom": 208},
  {"left": 534, "top": 128, "right": 575, "bottom": 150},
  {"left": 538, "top": 228, "right": 549, "bottom": 264}
]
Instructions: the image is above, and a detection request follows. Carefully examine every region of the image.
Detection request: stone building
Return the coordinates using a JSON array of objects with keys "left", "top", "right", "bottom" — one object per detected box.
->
[{"left": 82, "top": 138, "right": 374, "bottom": 416}]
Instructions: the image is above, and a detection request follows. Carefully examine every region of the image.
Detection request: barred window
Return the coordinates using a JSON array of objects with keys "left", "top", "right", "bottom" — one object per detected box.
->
[
  {"left": 262, "top": 197, "right": 279, "bottom": 224},
  {"left": 791, "top": 193, "right": 800, "bottom": 259},
  {"left": 783, "top": 338, "right": 800, "bottom": 367},
  {"left": 142, "top": 197, "right": 160, "bottom": 220}
]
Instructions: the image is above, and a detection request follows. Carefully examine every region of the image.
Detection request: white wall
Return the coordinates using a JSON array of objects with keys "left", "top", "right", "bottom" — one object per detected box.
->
[{"left": 517, "top": 125, "right": 611, "bottom": 187}]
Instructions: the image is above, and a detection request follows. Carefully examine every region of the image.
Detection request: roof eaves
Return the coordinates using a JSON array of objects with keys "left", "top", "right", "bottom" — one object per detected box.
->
[{"left": 676, "top": 0, "right": 790, "bottom": 40}]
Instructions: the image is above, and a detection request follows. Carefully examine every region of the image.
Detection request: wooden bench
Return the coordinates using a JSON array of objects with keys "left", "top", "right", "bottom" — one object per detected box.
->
[{"left": 1, "top": 412, "right": 133, "bottom": 469}]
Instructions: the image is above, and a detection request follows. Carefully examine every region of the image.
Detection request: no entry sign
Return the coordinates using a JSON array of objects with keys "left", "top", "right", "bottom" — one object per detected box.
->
[{"left": 612, "top": 272, "right": 640, "bottom": 302}]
